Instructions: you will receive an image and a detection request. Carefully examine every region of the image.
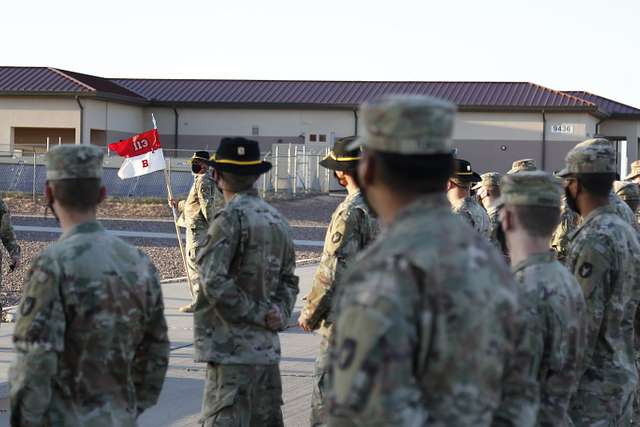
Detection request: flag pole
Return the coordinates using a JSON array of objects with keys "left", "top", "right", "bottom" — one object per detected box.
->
[{"left": 154, "top": 114, "right": 194, "bottom": 297}]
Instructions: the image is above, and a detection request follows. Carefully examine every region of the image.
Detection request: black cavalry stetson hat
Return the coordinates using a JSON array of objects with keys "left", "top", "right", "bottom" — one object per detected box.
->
[
  {"left": 319, "top": 136, "right": 361, "bottom": 171},
  {"left": 187, "top": 150, "right": 210, "bottom": 164},
  {"left": 452, "top": 158, "right": 482, "bottom": 183},
  {"left": 207, "top": 137, "right": 272, "bottom": 175}
]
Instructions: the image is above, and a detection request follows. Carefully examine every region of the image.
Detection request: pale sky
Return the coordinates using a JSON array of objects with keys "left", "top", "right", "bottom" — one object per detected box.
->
[{"left": 3, "top": 0, "right": 639, "bottom": 107}]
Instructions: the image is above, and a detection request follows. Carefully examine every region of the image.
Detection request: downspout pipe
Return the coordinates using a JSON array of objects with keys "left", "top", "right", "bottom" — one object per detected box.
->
[
  {"left": 173, "top": 107, "right": 179, "bottom": 153},
  {"left": 353, "top": 109, "right": 358, "bottom": 136},
  {"left": 595, "top": 117, "right": 606, "bottom": 136},
  {"left": 541, "top": 110, "right": 547, "bottom": 170},
  {"left": 75, "top": 96, "right": 84, "bottom": 145}
]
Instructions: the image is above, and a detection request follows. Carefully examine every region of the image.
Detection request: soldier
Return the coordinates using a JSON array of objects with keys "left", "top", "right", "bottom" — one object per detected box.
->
[
  {"left": 169, "top": 150, "right": 224, "bottom": 313},
  {"left": 9, "top": 145, "right": 169, "bottom": 426},
  {"left": 447, "top": 158, "right": 492, "bottom": 239},
  {"left": 498, "top": 171, "right": 587, "bottom": 426},
  {"left": 473, "top": 172, "right": 502, "bottom": 247},
  {"left": 550, "top": 197, "right": 580, "bottom": 264},
  {"left": 328, "top": 95, "right": 537, "bottom": 426},
  {"left": 625, "top": 160, "right": 640, "bottom": 185},
  {"left": 507, "top": 158, "right": 537, "bottom": 174},
  {"left": 196, "top": 137, "right": 299, "bottom": 426},
  {"left": 0, "top": 197, "right": 21, "bottom": 315},
  {"left": 297, "top": 136, "right": 378, "bottom": 427},
  {"left": 558, "top": 138, "right": 640, "bottom": 425},
  {"left": 614, "top": 180, "right": 640, "bottom": 218}
]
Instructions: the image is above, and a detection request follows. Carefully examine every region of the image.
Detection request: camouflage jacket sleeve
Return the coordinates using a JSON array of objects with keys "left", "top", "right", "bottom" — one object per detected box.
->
[
  {"left": 491, "top": 294, "right": 540, "bottom": 427},
  {"left": 177, "top": 199, "right": 185, "bottom": 213},
  {"left": 302, "top": 208, "right": 365, "bottom": 329},
  {"left": 197, "top": 177, "right": 223, "bottom": 224},
  {"left": 196, "top": 210, "right": 271, "bottom": 327},
  {"left": 551, "top": 210, "right": 577, "bottom": 263},
  {"left": 10, "top": 253, "right": 65, "bottom": 427},
  {"left": 271, "top": 237, "right": 299, "bottom": 330},
  {"left": 0, "top": 201, "right": 20, "bottom": 258},
  {"left": 328, "top": 264, "right": 428, "bottom": 427},
  {"left": 132, "top": 260, "right": 170, "bottom": 413},
  {"left": 570, "top": 239, "right": 612, "bottom": 369}
]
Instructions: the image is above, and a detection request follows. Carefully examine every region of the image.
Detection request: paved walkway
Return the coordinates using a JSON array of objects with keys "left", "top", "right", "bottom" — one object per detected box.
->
[{"left": 0, "top": 265, "right": 320, "bottom": 427}]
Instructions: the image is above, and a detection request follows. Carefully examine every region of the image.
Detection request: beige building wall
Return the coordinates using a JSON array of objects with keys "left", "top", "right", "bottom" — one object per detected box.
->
[{"left": 0, "top": 96, "right": 81, "bottom": 151}]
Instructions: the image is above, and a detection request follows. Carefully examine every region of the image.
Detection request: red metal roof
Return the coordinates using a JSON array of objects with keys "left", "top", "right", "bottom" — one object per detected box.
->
[
  {"left": 0, "top": 67, "right": 144, "bottom": 100},
  {"left": 113, "top": 79, "right": 597, "bottom": 110},
  {"left": 8, "top": 67, "right": 640, "bottom": 117},
  {"left": 565, "top": 91, "right": 640, "bottom": 117}
]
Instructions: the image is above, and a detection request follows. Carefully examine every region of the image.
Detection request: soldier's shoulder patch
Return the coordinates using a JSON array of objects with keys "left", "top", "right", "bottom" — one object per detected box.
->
[
  {"left": 578, "top": 262, "right": 593, "bottom": 278},
  {"left": 332, "top": 232, "right": 343, "bottom": 244}
]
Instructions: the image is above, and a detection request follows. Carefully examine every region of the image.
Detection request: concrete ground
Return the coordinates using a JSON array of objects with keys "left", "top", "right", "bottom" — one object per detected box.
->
[{"left": 0, "top": 265, "right": 320, "bottom": 427}]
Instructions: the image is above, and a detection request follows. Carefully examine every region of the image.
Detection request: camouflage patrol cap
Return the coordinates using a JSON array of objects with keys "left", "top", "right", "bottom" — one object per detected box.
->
[
  {"left": 472, "top": 172, "right": 502, "bottom": 190},
  {"left": 347, "top": 94, "right": 456, "bottom": 155},
  {"left": 46, "top": 145, "right": 104, "bottom": 181},
  {"left": 613, "top": 180, "right": 640, "bottom": 201},
  {"left": 499, "top": 171, "right": 561, "bottom": 208},
  {"left": 507, "top": 158, "right": 537, "bottom": 174},
  {"left": 557, "top": 138, "right": 616, "bottom": 177},
  {"left": 624, "top": 160, "right": 640, "bottom": 180}
]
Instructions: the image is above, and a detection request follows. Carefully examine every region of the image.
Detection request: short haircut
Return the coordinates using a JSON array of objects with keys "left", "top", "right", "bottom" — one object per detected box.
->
[
  {"left": 373, "top": 151, "right": 454, "bottom": 194},
  {"left": 512, "top": 205, "right": 560, "bottom": 238},
  {"left": 220, "top": 171, "right": 259, "bottom": 192},
  {"left": 575, "top": 173, "right": 616, "bottom": 198},
  {"left": 49, "top": 179, "right": 102, "bottom": 211}
]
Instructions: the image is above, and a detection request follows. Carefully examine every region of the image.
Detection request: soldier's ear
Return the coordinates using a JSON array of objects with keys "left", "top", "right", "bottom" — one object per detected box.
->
[
  {"left": 44, "top": 182, "right": 54, "bottom": 203},
  {"left": 97, "top": 186, "right": 107, "bottom": 205},
  {"left": 358, "top": 152, "right": 375, "bottom": 188}
]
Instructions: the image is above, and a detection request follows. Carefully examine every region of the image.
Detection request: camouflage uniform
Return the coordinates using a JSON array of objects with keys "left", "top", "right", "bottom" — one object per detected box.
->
[
  {"left": 558, "top": 139, "right": 640, "bottom": 426},
  {"left": 473, "top": 172, "right": 502, "bottom": 248},
  {"left": 500, "top": 172, "right": 587, "bottom": 426},
  {"left": 328, "top": 95, "right": 538, "bottom": 427},
  {"left": 550, "top": 200, "right": 580, "bottom": 264},
  {"left": 610, "top": 191, "right": 640, "bottom": 232},
  {"left": 178, "top": 162, "right": 224, "bottom": 303},
  {"left": 196, "top": 138, "right": 299, "bottom": 427},
  {"left": 0, "top": 197, "right": 20, "bottom": 291},
  {"left": 451, "top": 196, "right": 492, "bottom": 239},
  {"left": 10, "top": 145, "right": 169, "bottom": 427},
  {"left": 301, "top": 190, "right": 377, "bottom": 426}
]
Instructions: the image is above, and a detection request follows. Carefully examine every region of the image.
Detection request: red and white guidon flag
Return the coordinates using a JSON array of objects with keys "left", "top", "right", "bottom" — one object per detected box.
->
[{"left": 108, "top": 129, "right": 165, "bottom": 179}]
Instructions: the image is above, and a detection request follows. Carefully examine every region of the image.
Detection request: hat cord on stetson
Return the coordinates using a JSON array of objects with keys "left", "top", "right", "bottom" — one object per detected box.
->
[
  {"left": 329, "top": 152, "right": 361, "bottom": 162},
  {"left": 210, "top": 154, "right": 262, "bottom": 166}
]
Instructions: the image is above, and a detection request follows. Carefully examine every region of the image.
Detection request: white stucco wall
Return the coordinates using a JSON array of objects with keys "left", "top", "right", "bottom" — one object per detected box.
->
[{"left": 0, "top": 96, "right": 80, "bottom": 151}]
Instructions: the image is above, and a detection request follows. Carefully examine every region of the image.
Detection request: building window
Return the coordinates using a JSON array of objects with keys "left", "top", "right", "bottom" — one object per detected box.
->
[
  {"left": 309, "top": 134, "right": 317, "bottom": 142},
  {"left": 319, "top": 134, "right": 327, "bottom": 142},
  {"left": 252, "top": 126, "right": 259, "bottom": 136}
]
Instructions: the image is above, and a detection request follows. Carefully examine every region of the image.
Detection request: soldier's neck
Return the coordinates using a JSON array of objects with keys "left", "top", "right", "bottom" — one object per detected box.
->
[
  {"left": 507, "top": 231, "right": 551, "bottom": 267},
  {"left": 57, "top": 208, "right": 97, "bottom": 233}
]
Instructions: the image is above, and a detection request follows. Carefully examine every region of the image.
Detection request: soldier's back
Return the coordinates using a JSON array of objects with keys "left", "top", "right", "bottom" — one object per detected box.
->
[
  {"left": 513, "top": 253, "right": 586, "bottom": 426},
  {"left": 330, "top": 194, "right": 519, "bottom": 426},
  {"left": 453, "top": 196, "right": 491, "bottom": 239},
  {"left": 566, "top": 206, "right": 640, "bottom": 424},
  {"left": 18, "top": 221, "right": 167, "bottom": 425}
]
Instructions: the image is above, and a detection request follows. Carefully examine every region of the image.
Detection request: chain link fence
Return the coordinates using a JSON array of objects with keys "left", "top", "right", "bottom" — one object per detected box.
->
[{"left": 2, "top": 143, "right": 333, "bottom": 200}]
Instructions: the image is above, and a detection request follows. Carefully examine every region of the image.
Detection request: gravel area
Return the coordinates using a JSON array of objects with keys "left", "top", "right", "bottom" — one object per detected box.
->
[{"left": 0, "top": 193, "right": 340, "bottom": 308}]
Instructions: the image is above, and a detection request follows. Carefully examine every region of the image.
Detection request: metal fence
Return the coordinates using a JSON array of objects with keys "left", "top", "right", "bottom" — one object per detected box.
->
[{"left": 1, "top": 143, "right": 333, "bottom": 200}]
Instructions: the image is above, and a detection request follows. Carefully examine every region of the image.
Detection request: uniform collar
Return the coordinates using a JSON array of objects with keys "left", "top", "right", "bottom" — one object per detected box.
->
[
  {"left": 512, "top": 251, "right": 556, "bottom": 274},
  {"left": 393, "top": 193, "right": 449, "bottom": 226},
  {"left": 570, "top": 203, "right": 616, "bottom": 241},
  {"left": 59, "top": 220, "right": 104, "bottom": 241}
]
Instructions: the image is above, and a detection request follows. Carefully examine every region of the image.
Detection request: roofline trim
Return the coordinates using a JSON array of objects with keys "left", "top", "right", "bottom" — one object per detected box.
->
[{"left": 47, "top": 67, "right": 95, "bottom": 92}]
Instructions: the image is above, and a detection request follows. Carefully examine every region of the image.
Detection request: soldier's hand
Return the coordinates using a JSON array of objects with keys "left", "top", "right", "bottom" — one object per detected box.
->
[
  {"left": 266, "top": 305, "right": 284, "bottom": 331},
  {"left": 298, "top": 314, "right": 312, "bottom": 332},
  {"left": 168, "top": 199, "right": 178, "bottom": 209},
  {"left": 9, "top": 255, "right": 20, "bottom": 272}
]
